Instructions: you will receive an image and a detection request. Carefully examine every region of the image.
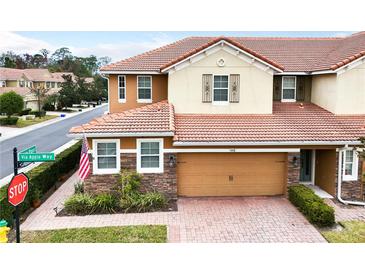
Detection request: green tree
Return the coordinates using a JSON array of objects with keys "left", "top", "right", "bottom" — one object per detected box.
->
[
  {"left": 58, "top": 74, "right": 79, "bottom": 108},
  {"left": 30, "top": 85, "right": 49, "bottom": 113},
  {"left": 0, "top": 91, "right": 24, "bottom": 117}
]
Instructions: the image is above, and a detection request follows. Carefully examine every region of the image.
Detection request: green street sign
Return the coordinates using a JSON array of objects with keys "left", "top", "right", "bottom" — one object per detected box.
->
[
  {"left": 20, "top": 145, "right": 37, "bottom": 154},
  {"left": 18, "top": 152, "right": 55, "bottom": 162}
]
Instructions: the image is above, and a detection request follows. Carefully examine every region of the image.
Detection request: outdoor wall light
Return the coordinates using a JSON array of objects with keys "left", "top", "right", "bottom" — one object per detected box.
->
[
  {"left": 169, "top": 155, "right": 176, "bottom": 168},
  {"left": 292, "top": 156, "right": 298, "bottom": 167}
]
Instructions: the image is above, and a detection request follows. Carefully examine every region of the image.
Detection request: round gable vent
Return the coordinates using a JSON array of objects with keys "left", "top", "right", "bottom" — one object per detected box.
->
[{"left": 217, "top": 58, "right": 225, "bottom": 67}]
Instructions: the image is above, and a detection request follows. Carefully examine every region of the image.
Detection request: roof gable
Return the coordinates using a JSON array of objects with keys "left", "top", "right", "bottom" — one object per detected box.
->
[{"left": 161, "top": 38, "right": 284, "bottom": 74}]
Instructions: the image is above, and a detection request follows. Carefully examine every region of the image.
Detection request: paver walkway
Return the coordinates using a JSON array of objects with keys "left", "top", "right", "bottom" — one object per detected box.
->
[
  {"left": 325, "top": 199, "right": 365, "bottom": 222},
  {"left": 21, "top": 173, "right": 326, "bottom": 243}
]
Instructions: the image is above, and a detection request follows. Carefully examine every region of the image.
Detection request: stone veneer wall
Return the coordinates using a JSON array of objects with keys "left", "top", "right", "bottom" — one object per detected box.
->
[
  {"left": 84, "top": 153, "right": 177, "bottom": 198},
  {"left": 336, "top": 151, "right": 364, "bottom": 200},
  {"left": 287, "top": 152, "right": 300, "bottom": 185}
]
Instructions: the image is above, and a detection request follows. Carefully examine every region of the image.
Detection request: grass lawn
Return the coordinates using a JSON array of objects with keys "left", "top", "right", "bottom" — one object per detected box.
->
[
  {"left": 321, "top": 221, "right": 365, "bottom": 243},
  {"left": 16, "top": 115, "right": 58, "bottom": 128},
  {"left": 21, "top": 225, "right": 167, "bottom": 243}
]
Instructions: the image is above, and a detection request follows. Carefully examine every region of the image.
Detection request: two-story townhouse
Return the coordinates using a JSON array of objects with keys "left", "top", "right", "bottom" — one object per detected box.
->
[
  {"left": 0, "top": 68, "right": 79, "bottom": 110},
  {"left": 70, "top": 32, "right": 365, "bottom": 204}
]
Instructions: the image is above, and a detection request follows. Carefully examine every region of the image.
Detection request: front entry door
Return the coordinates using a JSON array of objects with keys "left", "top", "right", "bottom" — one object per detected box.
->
[{"left": 300, "top": 150, "right": 312, "bottom": 182}]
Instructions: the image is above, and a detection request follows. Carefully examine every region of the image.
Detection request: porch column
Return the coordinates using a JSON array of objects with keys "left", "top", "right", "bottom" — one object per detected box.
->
[{"left": 287, "top": 152, "right": 300, "bottom": 184}]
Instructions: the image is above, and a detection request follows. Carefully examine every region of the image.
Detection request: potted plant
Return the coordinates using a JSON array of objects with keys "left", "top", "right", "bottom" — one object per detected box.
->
[{"left": 31, "top": 188, "right": 42, "bottom": 208}]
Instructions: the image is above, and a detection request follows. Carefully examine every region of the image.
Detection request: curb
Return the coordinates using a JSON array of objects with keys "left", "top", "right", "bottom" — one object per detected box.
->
[{"left": 0, "top": 103, "right": 107, "bottom": 142}]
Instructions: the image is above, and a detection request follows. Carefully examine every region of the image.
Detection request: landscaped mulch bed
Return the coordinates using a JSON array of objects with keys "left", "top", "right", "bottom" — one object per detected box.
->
[{"left": 56, "top": 198, "right": 178, "bottom": 217}]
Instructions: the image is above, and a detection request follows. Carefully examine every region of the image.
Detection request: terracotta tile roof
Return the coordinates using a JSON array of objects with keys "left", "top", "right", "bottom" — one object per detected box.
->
[
  {"left": 0, "top": 87, "right": 30, "bottom": 96},
  {"left": 101, "top": 32, "right": 365, "bottom": 73},
  {"left": 23, "top": 69, "right": 54, "bottom": 81},
  {"left": 173, "top": 102, "right": 365, "bottom": 143},
  {"left": 0, "top": 68, "right": 27, "bottom": 81},
  {"left": 0, "top": 68, "right": 75, "bottom": 82},
  {"left": 69, "top": 101, "right": 175, "bottom": 135}
]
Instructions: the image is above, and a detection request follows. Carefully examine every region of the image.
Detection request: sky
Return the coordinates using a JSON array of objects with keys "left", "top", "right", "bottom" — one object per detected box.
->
[{"left": 1, "top": 31, "right": 354, "bottom": 62}]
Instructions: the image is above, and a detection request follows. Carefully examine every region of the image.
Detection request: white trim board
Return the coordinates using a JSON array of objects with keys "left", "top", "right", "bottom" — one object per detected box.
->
[
  {"left": 100, "top": 71, "right": 162, "bottom": 75},
  {"left": 164, "top": 148, "right": 300, "bottom": 153},
  {"left": 162, "top": 40, "right": 283, "bottom": 74},
  {"left": 69, "top": 132, "right": 174, "bottom": 138},
  {"left": 173, "top": 141, "right": 362, "bottom": 146}
]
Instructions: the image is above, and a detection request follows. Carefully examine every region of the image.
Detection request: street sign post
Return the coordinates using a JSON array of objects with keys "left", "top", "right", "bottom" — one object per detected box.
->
[
  {"left": 18, "top": 152, "right": 55, "bottom": 162},
  {"left": 10, "top": 146, "right": 55, "bottom": 243}
]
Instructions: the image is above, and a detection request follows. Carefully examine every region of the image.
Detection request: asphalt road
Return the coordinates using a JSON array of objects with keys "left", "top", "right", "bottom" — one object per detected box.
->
[{"left": 0, "top": 105, "right": 108, "bottom": 178}]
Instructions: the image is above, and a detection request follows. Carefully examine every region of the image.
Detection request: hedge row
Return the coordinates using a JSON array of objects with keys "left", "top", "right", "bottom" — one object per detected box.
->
[
  {"left": 0, "top": 117, "right": 19, "bottom": 125},
  {"left": 0, "top": 141, "right": 81, "bottom": 226},
  {"left": 288, "top": 184, "right": 335, "bottom": 227}
]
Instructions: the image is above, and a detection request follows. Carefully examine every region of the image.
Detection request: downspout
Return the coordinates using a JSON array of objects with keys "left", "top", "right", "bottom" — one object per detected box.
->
[
  {"left": 100, "top": 73, "right": 110, "bottom": 114},
  {"left": 337, "top": 147, "right": 365, "bottom": 206}
]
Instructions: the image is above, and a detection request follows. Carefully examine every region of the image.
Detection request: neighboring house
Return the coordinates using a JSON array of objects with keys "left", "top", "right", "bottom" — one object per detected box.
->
[
  {"left": 0, "top": 68, "right": 88, "bottom": 110},
  {"left": 70, "top": 32, "right": 365, "bottom": 202}
]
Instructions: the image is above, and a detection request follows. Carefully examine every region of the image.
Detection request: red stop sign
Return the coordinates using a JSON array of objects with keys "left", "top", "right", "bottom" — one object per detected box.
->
[{"left": 8, "top": 173, "right": 29, "bottom": 206}]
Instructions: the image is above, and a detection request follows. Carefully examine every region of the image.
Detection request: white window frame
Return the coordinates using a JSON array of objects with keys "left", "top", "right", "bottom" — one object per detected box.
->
[
  {"left": 137, "top": 138, "right": 164, "bottom": 173},
  {"left": 118, "top": 75, "right": 126, "bottom": 103},
  {"left": 212, "top": 74, "right": 229, "bottom": 105},
  {"left": 281, "top": 76, "right": 297, "bottom": 102},
  {"left": 46, "top": 81, "right": 51, "bottom": 89},
  {"left": 0, "top": 80, "right": 5, "bottom": 87},
  {"left": 137, "top": 75, "right": 152, "bottom": 103},
  {"left": 342, "top": 149, "right": 359, "bottom": 181},
  {"left": 92, "top": 139, "right": 120, "bottom": 175}
]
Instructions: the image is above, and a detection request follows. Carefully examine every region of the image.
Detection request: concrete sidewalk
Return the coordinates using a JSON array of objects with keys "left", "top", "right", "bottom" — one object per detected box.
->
[{"left": 0, "top": 103, "right": 107, "bottom": 140}]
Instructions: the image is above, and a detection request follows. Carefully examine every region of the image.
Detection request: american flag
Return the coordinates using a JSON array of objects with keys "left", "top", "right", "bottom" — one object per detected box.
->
[{"left": 78, "top": 136, "right": 90, "bottom": 180}]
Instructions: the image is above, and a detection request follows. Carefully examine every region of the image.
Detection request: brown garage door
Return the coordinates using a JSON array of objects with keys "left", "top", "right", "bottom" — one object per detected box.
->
[{"left": 177, "top": 153, "right": 287, "bottom": 197}]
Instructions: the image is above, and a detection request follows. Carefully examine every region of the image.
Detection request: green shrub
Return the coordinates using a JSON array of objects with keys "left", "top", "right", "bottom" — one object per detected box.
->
[
  {"left": 116, "top": 170, "right": 142, "bottom": 196},
  {"left": 0, "top": 91, "right": 24, "bottom": 117},
  {"left": 288, "top": 185, "right": 335, "bottom": 227},
  {"left": 0, "top": 116, "right": 19, "bottom": 125},
  {"left": 42, "top": 102, "right": 55, "bottom": 111},
  {"left": 93, "top": 193, "right": 119, "bottom": 213},
  {"left": 64, "top": 194, "right": 95, "bottom": 215},
  {"left": 29, "top": 110, "right": 46, "bottom": 117},
  {"left": 19, "top": 108, "right": 32, "bottom": 116},
  {"left": 120, "top": 192, "right": 167, "bottom": 213},
  {"left": 74, "top": 181, "right": 84, "bottom": 194},
  {"left": 0, "top": 141, "right": 81, "bottom": 225}
]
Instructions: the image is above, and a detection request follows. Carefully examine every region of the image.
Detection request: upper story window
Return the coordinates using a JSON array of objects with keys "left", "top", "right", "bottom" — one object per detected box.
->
[
  {"left": 137, "top": 139, "right": 163, "bottom": 173},
  {"left": 137, "top": 76, "right": 152, "bottom": 103},
  {"left": 213, "top": 75, "right": 229, "bottom": 104},
  {"left": 19, "top": 80, "right": 25, "bottom": 87},
  {"left": 46, "top": 81, "right": 51, "bottom": 89},
  {"left": 342, "top": 150, "right": 358, "bottom": 181},
  {"left": 0, "top": 80, "right": 5, "bottom": 87},
  {"left": 118, "top": 75, "right": 126, "bottom": 102},
  {"left": 51, "top": 82, "right": 56, "bottom": 88},
  {"left": 282, "top": 76, "right": 296, "bottom": 102}
]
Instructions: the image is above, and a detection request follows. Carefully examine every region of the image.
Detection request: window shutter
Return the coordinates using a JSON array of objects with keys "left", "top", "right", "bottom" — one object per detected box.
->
[
  {"left": 273, "top": 76, "right": 282, "bottom": 101},
  {"left": 296, "top": 76, "right": 305, "bottom": 101},
  {"left": 229, "top": 74, "right": 240, "bottom": 103},
  {"left": 202, "top": 74, "right": 212, "bottom": 102}
]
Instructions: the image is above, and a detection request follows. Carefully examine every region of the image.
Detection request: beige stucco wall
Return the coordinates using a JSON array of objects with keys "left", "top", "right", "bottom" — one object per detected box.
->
[
  {"left": 336, "top": 62, "right": 365, "bottom": 114},
  {"left": 6, "top": 80, "right": 18, "bottom": 87},
  {"left": 311, "top": 74, "right": 338, "bottom": 113},
  {"left": 168, "top": 49, "right": 273, "bottom": 114},
  {"left": 311, "top": 62, "right": 365, "bottom": 114}
]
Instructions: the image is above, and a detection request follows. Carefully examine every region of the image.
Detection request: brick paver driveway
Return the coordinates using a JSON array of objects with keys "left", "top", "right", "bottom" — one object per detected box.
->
[
  {"left": 177, "top": 197, "right": 325, "bottom": 242},
  {"left": 21, "top": 173, "right": 325, "bottom": 243}
]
